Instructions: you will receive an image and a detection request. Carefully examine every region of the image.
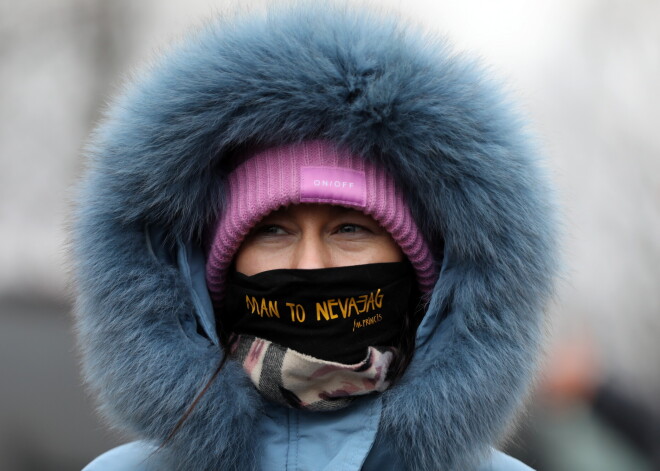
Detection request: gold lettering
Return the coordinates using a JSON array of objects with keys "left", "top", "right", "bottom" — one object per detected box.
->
[
  {"left": 352, "top": 313, "right": 383, "bottom": 331},
  {"left": 348, "top": 297, "right": 359, "bottom": 317},
  {"left": 316, "top": 301, "right": 329, "bottom": 321},
  {"left": 295, "top": 304, "right": 306, "bottom": 323},
  {"left": 327, "top": 299, "right": 339, "bottom": 319},
  {"left": 375, "top": 289, "right": 383, "bottom": 308},
  {"left": 365, "top": 291, "right": 376, "bottom": 313},
  {"left": 245, "top": 295, "right": 257, "bottom": 315},
  {"left": 268, "top": 300, "right": 280, "bottom": 318},
  {"left": 337, "top": 297, "right": 349, "bottom": 318},
  {"left": 286, "top": 302, "right": 297, "bottom": 322},
  {"left": 358, "top": 294, "right": 368, "bottom": 313}
]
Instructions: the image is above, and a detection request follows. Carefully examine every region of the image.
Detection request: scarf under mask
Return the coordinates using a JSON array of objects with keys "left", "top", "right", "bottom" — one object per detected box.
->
[{"left": 221, "top": 261, "right": 414, "bottom": 411}]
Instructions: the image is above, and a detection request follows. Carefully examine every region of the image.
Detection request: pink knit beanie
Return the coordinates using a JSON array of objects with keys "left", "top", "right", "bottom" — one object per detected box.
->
[{"left": 206, "top": 140, "right": 437, "bottom": 303}]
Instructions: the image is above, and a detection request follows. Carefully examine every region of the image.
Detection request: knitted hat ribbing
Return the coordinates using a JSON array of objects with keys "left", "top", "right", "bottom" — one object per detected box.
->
[{"left": 206, "top": 140, "right": 437, "bottom": 303}]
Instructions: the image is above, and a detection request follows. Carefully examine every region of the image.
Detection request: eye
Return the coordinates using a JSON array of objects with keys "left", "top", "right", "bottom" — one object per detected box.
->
[
  {"left": 254, "top": 224, "right": 287, "bottom": 236},
  {"left": 336, "top": 224, "right": 368, "bottom": 234}
]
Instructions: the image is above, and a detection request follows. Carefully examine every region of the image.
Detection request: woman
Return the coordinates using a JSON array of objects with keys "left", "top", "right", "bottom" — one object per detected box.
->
[{"left": 73, "top": 4, "right": 557, "bottom": 470}]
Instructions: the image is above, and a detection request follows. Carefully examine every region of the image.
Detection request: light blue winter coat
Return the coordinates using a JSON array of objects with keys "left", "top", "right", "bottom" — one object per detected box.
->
[
  {"left": 86, "top": 440, "right": 531, "bottom": 470},
  {"left": 82, "top": 240, "right": 533, "bottom": 470},
  {"left": 73, "top": 4, "right": 556, "bottom": 470}
]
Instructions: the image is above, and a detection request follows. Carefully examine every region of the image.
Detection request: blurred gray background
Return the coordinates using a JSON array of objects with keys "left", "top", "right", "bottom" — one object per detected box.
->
[{"left": 1, "top": 0, "right": 658, "bottom": 470}]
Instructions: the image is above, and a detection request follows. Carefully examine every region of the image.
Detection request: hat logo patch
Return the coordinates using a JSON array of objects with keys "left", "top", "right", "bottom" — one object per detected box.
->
[{"left": 300, "top": 166, "right": 366, "bottom": 207}]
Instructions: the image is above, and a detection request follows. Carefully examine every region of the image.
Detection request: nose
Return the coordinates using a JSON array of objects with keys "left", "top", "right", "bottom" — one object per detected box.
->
[{"left": 292, "top": 233, "right": 331, "bottom": 269}]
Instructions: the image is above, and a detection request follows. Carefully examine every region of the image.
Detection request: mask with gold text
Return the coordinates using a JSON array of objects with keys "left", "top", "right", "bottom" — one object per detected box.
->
[{"left": 221, "top": 262, "right": 413, "bottom": 411}]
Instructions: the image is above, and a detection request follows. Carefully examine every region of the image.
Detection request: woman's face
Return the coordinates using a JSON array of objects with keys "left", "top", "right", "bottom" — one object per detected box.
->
[{"left": 235, "top": 204, "right": 403, "bottom": 275}]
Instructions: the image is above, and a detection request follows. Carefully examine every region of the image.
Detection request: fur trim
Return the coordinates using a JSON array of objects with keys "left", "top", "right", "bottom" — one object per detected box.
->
[{"left": 73, "top": 4, "right": 557, "bottom": 470}]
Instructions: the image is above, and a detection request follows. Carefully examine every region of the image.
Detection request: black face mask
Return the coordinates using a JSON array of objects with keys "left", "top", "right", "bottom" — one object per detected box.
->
[{"left": 222, "top": 262, "right": 414, "bottom": 364}]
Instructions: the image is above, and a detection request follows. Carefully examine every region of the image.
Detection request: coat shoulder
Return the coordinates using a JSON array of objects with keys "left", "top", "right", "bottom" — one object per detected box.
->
[
  {"left": 82, "top": 442, "right": 168, "bottom": 471},
  {"left": 479, "top": 450, "right": 535, "bottom": 471}
]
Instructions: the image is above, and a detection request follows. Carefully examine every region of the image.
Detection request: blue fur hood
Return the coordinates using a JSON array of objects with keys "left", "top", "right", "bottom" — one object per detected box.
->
[{"left": 73, "top": 4, "right": 557, "bottom": 470}]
